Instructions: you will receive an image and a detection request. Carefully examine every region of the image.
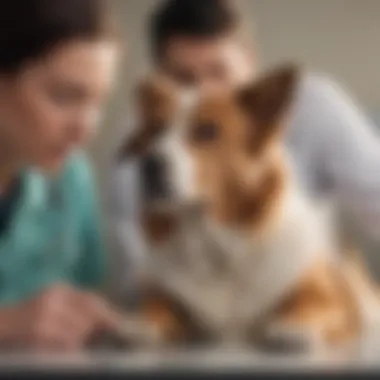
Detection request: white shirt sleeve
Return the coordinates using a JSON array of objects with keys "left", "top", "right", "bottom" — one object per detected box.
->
[
  {"left": 106, "top": 159, "right": 148, "bottom": 304},
  {"left": 306, "top": 75, "right": 380, "bottom": 240}
]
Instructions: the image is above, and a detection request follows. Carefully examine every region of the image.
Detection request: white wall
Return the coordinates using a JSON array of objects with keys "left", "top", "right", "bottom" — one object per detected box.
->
[{"left": 248, "top": 0, "right": 380, "bottom": 108}]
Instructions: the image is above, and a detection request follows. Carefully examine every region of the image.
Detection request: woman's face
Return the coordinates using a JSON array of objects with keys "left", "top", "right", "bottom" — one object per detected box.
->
[{"left": 0, "top": 40, "right": 118, "bottom": 172}]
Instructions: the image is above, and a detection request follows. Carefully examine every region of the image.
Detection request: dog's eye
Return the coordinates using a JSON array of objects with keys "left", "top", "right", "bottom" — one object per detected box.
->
[{"left": 191, "top": 122, "right": 219, "bottom": 143}]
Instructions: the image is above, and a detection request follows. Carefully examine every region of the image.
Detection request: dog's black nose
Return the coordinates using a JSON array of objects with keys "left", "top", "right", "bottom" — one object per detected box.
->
[{"left": 141, "top": 154, "right": 170, "bottom": 201}]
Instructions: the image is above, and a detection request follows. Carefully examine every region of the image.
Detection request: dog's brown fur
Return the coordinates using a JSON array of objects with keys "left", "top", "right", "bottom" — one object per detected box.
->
[
  {"left": 120, "top": 64, "right": 380, "bottom": 352},
  {"left": 274, "top": 260, "right": 360, "bottom": 346}
]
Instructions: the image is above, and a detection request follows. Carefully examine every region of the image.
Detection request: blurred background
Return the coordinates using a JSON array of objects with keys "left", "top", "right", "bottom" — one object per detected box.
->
[{"left": 92, "top": 0, "right": 380, "bottom": 277}]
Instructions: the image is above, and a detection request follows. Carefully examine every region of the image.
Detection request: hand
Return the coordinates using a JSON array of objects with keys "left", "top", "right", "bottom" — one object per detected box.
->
[{"left": 2, "top": 284, "right": 120, "bottom": 352}]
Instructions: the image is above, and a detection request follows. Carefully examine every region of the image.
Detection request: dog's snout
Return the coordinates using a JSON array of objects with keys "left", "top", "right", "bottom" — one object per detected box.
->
[{"left": 141, "top": 154, "right": 170, "bottom": 201}]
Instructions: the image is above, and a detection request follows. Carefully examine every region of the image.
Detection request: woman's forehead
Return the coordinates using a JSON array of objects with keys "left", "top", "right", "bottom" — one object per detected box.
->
[{"left": 20, "top": 41, "right": 118, "bottom": 86}]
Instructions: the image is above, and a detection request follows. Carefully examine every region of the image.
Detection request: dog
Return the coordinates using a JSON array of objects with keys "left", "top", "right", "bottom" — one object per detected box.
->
[{"left": 115, "top": 64, "right": 380, "bottom": 354}]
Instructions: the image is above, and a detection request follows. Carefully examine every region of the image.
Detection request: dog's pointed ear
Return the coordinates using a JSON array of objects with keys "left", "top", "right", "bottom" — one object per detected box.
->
[
  {"left": 237, "top": 64, "right": 300, "bottom": 154},
  {"left": 135, "top": 74, "right": 178, "bottom": 122},
  {"left": 117, "top": 75, "right": 178, "bottom": 162}
]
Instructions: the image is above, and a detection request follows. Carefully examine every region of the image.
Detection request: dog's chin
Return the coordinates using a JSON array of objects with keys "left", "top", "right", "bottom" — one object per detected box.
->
[{"left": 141, "top": 198, "right": 207, "bottom": 243}]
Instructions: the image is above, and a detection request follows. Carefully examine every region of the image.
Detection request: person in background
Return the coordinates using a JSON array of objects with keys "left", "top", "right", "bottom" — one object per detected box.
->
[
  {"left": 109, "top": 0, "right": 380, "bottom": 302},
  {"left": 0, "top": 0, "right": 122, "bottom": 350}
]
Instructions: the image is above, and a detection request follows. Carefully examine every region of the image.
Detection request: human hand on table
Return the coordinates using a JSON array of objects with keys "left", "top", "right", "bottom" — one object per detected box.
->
[{"left": 0, "top": 284, "right": 121, "bottom": 352}]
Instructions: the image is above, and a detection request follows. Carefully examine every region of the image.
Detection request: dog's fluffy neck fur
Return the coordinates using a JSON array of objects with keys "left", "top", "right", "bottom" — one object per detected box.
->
[{"left": 145, "top": 157, "right": 339, "bottom": 342}]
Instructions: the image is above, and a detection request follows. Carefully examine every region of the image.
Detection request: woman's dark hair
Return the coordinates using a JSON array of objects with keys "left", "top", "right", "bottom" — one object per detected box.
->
[
  {"left": 150, "top": 0, "right": 240, "bottom": 61},
  {"left": 0, "top": 0, "right": 116, "bottom": 74}
]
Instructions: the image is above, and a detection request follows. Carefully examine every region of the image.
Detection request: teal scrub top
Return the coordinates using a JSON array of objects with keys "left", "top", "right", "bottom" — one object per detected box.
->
[{"left": 0, "top": 151, "right": 106, "bottom": 306}]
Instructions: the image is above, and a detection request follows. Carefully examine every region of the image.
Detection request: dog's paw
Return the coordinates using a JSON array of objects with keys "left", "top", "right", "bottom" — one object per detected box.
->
[
  {"left": 88, "top": 316, "right": 165, "bottom": 351},
  {"left": 118, "top": 317, "right": 164, "bottom": 346},
  {"left": 256, "top": 323, "right": 323, "bottom": 355}
]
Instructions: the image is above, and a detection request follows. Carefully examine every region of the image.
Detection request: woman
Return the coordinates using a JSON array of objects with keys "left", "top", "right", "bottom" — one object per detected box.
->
[{"left": 0, "top": 0, "right": 120, "bottom": 350}]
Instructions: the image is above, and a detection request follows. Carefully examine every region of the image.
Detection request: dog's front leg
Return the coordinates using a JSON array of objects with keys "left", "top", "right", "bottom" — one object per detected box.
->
[
  {"left": 118, "top": 285, "right": 212, "bottom": 349},
  {"left": 257, "top": 261, "right": 360, "bottom": 354}
]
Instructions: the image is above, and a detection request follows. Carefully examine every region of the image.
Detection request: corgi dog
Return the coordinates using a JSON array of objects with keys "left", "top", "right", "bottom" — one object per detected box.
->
[{"left": 117, "top": 64, "right": 380, "bottom": 354}]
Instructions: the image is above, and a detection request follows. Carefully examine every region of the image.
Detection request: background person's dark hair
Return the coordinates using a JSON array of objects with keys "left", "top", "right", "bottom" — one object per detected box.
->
[
  {"left": 0, "top": 0, "right": 116, "bottom": 75},
  {"left": 150, "top": 0, "right": 240, "bottom": 61}
]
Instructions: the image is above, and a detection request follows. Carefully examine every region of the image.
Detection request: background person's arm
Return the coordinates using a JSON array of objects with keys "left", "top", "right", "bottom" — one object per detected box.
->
[
  {"left": 303, "top": 75, "right": 380, "bottom": 239},
  {"left": 106, "top": 159, "right": 147, "bottom": 306}
]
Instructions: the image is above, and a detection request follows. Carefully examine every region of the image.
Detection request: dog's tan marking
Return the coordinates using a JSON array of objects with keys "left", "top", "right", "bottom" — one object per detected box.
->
[
  {"left": 273, "top": 260, "right": 361, "bottom": 347},
  {"left": 142, "top": 210, "right": 179, "bottom": 244},
  {"left": 141, "top": 297, "right": 187, "bottom": 342},
  {"left": 238, "top": 64, "right": 298, "bottom": 154},
  {"left": 119, "top": 75, "right": 178, "bottom": 158},
  {"left": 137, "top": 282, "right": 210, "bottom": 344},
  {"left": 185, "top": 66, "right": 297, "bottom": 230}
]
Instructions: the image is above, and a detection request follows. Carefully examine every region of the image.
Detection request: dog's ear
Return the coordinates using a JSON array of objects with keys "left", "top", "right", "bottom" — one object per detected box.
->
[
  {"left": 135, "top": 74, "right": 178, "bottom": 124},
  {"left": 237, "top": 64, "right": 300, "bottom": 154},
  {"left": 117, "top": 76, "right": 178, "bottom": 161}
]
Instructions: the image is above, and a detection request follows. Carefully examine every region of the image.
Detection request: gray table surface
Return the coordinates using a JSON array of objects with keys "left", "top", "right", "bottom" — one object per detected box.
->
[{"left": 0, "top": 345, "right": 378, "bottom": 372}]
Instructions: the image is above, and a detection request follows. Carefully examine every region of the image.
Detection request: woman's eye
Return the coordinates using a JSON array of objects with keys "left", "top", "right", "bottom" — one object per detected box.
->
[
  {"left": 50, "top": 89, "right": 78, "bottom": 106},
  {"left": 191, "top": 122, "right": 219, "bottom": 143},
  {"left": 48, "top": 83, "right": 88, "bottom": 107}
]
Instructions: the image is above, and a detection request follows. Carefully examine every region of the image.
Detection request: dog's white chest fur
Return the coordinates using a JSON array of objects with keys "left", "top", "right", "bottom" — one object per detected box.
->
[{"left": 145, "top": 186, "right": 337, "bottom": 342}]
